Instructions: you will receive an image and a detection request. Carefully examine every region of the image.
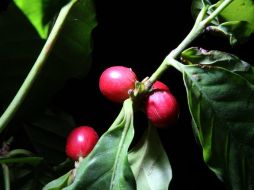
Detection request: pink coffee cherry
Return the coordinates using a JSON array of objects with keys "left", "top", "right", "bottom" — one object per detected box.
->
[
  {"left": 152, "top": 81, "right": 170, "bottom": 91},
  {"left": 99, "top": 66, "right": 137, "bottom": 103},
  {"left": 145, "top": 90, "right": 179, "bottom": 128},
  {"left": 66, "top": 126, "right": 99, "bottom": 161}
]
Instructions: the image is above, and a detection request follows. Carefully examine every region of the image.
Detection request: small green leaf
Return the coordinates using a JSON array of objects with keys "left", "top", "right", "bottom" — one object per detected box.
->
[
  {"left": 62, "top": 99, "right": 136, "bottom": 190},
  {"left": 14, "top": 0, "right": 70, "bottom": 38},
  {"left": 192, "top": 0, "right": 254, "bottom": 44},
  {"left": 207, "top": 21, "right": 253, "bottom": 45},
  {"left": 128, "top": 124, "right": 172, "bottom": 190},
  {"left": 0, "top": 157, "right": 43, "bottom": 165},
  {"left": 1, "top": 149, "right": 32, "bottom": 158},
  {"left": 42, "top": 171, "right": 73, "bottom": 190},
  {"left": 182, "top": 50, "right": 254, "bottom": 189},
  {"left": 181, "top": 47, "right": 250, "bottom": 71}
]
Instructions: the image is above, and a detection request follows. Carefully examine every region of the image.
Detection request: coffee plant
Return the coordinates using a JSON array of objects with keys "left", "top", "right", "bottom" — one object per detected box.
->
[{"left": 0, "top": 0, "right": 254, "bottom": 189}]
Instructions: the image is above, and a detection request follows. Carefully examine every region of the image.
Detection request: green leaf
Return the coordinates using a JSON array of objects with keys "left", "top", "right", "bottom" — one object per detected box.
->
[
  {"left": 192, "top": 0, "right": 254, "bottom": 44},
  {"left": 128, "top": 124, "right": 172, "bottom": 190},
  {"left": 182, "top": 50, "right": 254, "bottom": 189},
  {"left": 219, "top": 0, "right": 254, "bottom": 31},
  {"left": 0, "top": 0, "right": 96, "bottom": 119},
  {"left": 0, "top": 157, "right": 43, "bottom": 165},
  {"left": 207, "top": 21, "right": 253, "bottom": 44},
  {"left": 42, "top": 171, "right": 73, "bottom": 190},
  {"left": 14, "top": 0, "right": 70, "bottom": 38},
  {"left": 0, "top": 148, "right": 43, "bottom": 165},
  {"left": 181, "top": 47, "right": 250, "bottom": 72},
  {"left": 62, "top": 99, "right": 136, "bottom": 190},
  {"left": 24, "top": 108, "right": 75, "bottom": 164}
]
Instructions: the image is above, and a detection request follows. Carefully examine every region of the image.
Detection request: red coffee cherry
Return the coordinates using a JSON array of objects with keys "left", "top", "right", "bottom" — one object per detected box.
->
[
  {"left": 99, "top": 66, "right": 137, "bottom": 103},
  {"left": 152, "top": 81, "right": 170, "bottom": 91},
  {"left": 66, "top": 126, "right": 99, "bottom": 161},
  {"left": 145, "top": 90, "right": 179, "bottom": 128}
]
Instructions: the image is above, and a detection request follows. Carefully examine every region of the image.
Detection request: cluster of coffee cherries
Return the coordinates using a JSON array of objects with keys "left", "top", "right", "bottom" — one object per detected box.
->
[
  {"left": 65, "top": 65, "right": 179, "bottom": 161},
  {"left": 99, "top": 66, "right": 179, "bottom": 128}
]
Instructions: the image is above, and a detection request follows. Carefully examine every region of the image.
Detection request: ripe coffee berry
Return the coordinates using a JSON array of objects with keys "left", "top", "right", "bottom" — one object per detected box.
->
[
  {"left": 145, "top": 90, "right": 179, "bottom": 128},
  {"left": 152, "top": 81, "right": 170, "bottom": 91},
  {"left": 99, "top": 66, "right": 137, "bottom": 103},
  {"left": 66, "top": 126, "right": 99, "bottom": 161}
]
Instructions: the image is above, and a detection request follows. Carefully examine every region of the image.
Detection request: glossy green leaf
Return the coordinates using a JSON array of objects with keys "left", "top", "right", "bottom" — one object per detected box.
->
[
  {"left": 61, "top": 99, "right": 136, "bottom": 190},
  {"left": 219, "top": 0, "right": 254, "bottom": 31},
  {"left": 42, "top": 171, "right": 73, "bottom": 190},
  {"left": 0, "top": 0, "right": 96, "bottom": 119},
  {"left": 24, "top": 108, "right": 75, "bottom": 165},
  {"left": 14, "top": 0, "right": 70, "bottom": 38},
  {"left": 182, "top": 50, "right": 254, "bottom": 189},
  {"left": 128, "top": 124, "right": 172, "bottom": 190},
  {"left": 192, "top": 0, "right": 254, "bottom": 44}
]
